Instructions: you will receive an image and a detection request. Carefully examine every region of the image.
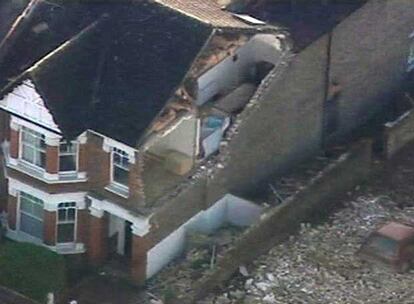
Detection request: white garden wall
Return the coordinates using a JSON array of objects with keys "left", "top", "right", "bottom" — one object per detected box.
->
[{"left": 146, "top": 194, "right": 262, "bottom": 278}]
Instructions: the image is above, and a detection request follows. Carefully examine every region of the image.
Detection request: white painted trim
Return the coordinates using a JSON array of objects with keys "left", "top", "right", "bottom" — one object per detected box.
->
[
  {"left": 78, "top": 132, "right": 88, "bottom": 144},
  {"left": 44, "top": 172, "right": 59, "bottom": 180},
  {"left": 11, "top": 116, "right": 61, "bottom": 140},
  {"left": 10, "top": 120, "right": 19, "bottom": 131},
  {"left": 6, "top": 229, "right": 85, "bottom": 254},
  {"left": 7, "top": 159, "right": 88, "bottom": 184},
  {"left": 89, "top": 205, "right": 105, "bottom": 218},
  {"left": 102, "top": 137, "right": 136, "bottom": 164},
  {"left": 44, "top": 137, "right": 60, "bottom": 146},
  {"left": 87, "top": 195, "right": 151, "bottom": 236},
  {"left": 8, "top": 177, "right": 87, "bottom": 211}
]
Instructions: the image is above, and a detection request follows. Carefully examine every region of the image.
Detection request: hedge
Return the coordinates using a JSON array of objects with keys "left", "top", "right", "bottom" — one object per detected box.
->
[{"left": 0, "top": 241, "right": 66, "bottom": 302}]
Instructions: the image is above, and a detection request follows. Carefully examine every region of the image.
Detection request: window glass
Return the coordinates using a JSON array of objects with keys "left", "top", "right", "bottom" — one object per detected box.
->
[
  {"left": 19, "top": 191, "right": 44, "bottom": 239},
  {"left": 59, "top": 141, "right": 77, "bottom": 172},
  {"left": 57, "top": 202, "right": 76, "bottom": 243},
  {"left": 21, "top": 127, "right": 46, "bottom": 168},
  {"left": 112, "top": 148, "right": 129, "bottom": 187},
  {"left": 408, "top": 34, "right": 414, "bottom": 72}
]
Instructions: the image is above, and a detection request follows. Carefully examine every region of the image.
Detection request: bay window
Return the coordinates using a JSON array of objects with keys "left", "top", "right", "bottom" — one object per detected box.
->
[
  {"left": 20, "top": 126, "right": 46, "bottom": 169},
  {"left": 19, "top": 191, "right": 44, "bottom": 239}
]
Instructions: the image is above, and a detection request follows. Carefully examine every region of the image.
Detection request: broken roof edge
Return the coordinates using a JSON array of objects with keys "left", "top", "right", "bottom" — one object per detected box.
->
[
  {"left": 0, "top": 0, "right": 39, "bottom": 64},
  {"left": 26, "top": 16, "right": 108, "bottom": 76},
  {"left": 135, "top": 28, "right": 217, "bottom": 151}
]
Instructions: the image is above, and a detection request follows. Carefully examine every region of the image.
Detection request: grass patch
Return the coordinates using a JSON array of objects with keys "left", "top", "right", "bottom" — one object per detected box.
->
[{"left": 0, "top": 241, "right": 66, "bottom": 302}]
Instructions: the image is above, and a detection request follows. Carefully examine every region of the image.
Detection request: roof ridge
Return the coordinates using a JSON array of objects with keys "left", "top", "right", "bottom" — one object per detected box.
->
[{"left": 27, "top": 15, "right": 107, "bottom": 74}]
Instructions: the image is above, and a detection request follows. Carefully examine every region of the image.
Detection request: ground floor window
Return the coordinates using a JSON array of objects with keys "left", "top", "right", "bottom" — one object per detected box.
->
[
  {"left": 57, "top": 202, "right": 76, "bottom": 243},
  {"left": 19, "top": 191, "right": 44, "bottom": 239}
]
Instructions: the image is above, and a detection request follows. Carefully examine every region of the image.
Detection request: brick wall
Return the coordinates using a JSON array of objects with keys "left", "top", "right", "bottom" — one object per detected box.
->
[
  {"left": 86, "top": 133, "right": 110, "bottom": 190},
  {"left": 7, "top": 194, "right": 17, "bottom": 230},
  {"left": 43, "top": 210, "right": 56, "bottom": 245},
  {"left": 189, "top": 140, "right": 373, "bottom": 302},
  {"left": 329, "top": 0, "right": 414, "bottom": 139},
  {"left": 131, "top": 234, "right": 152, "bottom": 284},
  {"left": 76, "top": 209, "right": 89, "bottom": 244},
  {"left": 87, "top": 212, "right": 108, "bottom": 266},
  {"left": 206, "top": 35, "right": 329, "bottom": 203},
  {"left": 45, "top": 145, "right": 58, "bottom": 174},
  {"left": 9, "top": 128, "right": 19, "bottom": 159}
]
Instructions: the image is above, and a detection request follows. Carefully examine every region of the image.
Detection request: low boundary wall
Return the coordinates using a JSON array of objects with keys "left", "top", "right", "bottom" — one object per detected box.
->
[{"left": 180, "top": 140, "right": 373, "bottom": 303}]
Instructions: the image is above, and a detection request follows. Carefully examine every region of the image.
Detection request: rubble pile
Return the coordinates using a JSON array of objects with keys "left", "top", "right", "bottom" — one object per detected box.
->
[
  {"left": 204, "top": 196, "right": 414, "bottom": 304},
  {"left": 146, "top": 226, "right": 243, "bottom": 301}
]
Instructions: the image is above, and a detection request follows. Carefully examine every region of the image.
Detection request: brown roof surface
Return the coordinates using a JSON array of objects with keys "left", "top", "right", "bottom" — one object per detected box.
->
[
  {"left": 378, "top": 222, "right": 414, "bottom": 242},
  {"left": 155, "top": 0, "right": 253, "bottom": 28}
]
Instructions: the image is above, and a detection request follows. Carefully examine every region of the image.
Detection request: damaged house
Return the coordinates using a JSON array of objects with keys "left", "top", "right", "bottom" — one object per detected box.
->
[{"left": 0, "top": 0, "right": 289, "bottom": 283}]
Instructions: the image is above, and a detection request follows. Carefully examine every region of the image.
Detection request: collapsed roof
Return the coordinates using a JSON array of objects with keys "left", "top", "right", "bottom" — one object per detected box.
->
[{"left": 0, "top": 0, "right": 277, "bottom": 147}]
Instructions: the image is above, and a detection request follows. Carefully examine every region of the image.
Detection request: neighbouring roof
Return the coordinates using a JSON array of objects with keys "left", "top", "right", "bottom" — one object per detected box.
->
[
  {"left": 1, "top": 0, "right": 274, "bottom": 147},
  {"left": 155, "top": 0, "right": 253, "bottom": 28}
]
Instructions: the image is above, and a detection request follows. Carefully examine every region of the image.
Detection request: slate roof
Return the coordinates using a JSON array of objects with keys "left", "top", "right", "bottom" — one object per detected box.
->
[
  {"left": 5, "top": 1, "right": 213, "bottom": 146},
  {"left": 0, "top": 0, "right": 107, "bottom": 89},
  {"left": 1, "top": 0, "right": 271, "bottom": 147}
]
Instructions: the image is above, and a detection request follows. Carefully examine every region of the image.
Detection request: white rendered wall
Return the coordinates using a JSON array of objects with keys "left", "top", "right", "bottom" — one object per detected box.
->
[
  {"left": 146, "top": 115, "right": 198, "bottom": 158},
  {"left": 0, "top": 80, "right": 60, "bottom": 132},
  {"left": 197, "top": 34, "right": 283, "bottom": 106},
  {"left": 146, "top": 194, "right": 263, "bottom": 279}
]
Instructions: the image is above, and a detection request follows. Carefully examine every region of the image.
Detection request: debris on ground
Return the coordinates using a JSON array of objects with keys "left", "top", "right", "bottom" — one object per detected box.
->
[
  {"left": 203, "top": 195, "right": 414, "bottom": 304},
  {"left": 147, "top": 226, "right": 244, "bottom": 301}
]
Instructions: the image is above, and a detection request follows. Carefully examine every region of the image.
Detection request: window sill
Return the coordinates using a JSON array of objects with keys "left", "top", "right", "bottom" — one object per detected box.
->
[
  {"left": 53, "top": 243, "right": 85, "bottom": 255},
  {"left": 6, "top": 229, "right": 85, "bottom": 254},
  {"left": 6, "top": 229, "right": 43, "bottom": 246},
  {"left": 7, "top": 157, "right": 87, "bottom": 184},
  {"left": 105, "top": 183, "right": 129, "bottom": 199}
]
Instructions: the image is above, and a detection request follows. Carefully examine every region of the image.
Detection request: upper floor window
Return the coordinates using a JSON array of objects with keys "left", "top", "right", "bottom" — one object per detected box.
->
[
  {"left": 59, "top": 141, "right": 77, "bottom": 173},
  {"left": 112, "top": 147, "right": 129, "bottom": 187},
  {"left": 20, "top": 126, "right": 46, "bottom": 169},
  {"left": 408, "top": 32, "right": 414, "bottom": 72}
]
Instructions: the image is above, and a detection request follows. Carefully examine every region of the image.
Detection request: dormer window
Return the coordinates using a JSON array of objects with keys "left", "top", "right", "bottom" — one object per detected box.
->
[
  {"left": 20, "top": 126, "right": 46, "bottom": 169},
  {"left": 59, "top": 141, "right": 77, "bottom": 173},
  {"left": 112, "top": 147, "right": 129, "bottom": 188}
]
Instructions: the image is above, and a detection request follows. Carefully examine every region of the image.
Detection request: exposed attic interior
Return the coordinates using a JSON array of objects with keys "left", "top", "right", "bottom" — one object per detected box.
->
[{"left": 141, "top": 31, "right": 288, "bottom": 204}]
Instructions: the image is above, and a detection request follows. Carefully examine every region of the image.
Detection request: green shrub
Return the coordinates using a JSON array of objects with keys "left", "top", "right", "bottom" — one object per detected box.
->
[{"left": 0, "top": 241, "right": 66, "bottom": 302}]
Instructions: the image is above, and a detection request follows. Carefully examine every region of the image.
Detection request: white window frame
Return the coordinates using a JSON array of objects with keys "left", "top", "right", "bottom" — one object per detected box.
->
[
  {"left": 58, "top": 140, "right": 79, "bottom": 174},
  {"left": 56, "top": 202, "right": 77, "bottom": 244},
  {"left": 19, "top": 126, "right": 46, "bottom": 170},
  {"left": 18, "top": 191, "right": 44, "bottom": 241},
  {"left": 110, "top": 147, "right": 130, "bottom": 190},
  {"left": 408, "top": 31, "right": 414, "bottom": 72}
]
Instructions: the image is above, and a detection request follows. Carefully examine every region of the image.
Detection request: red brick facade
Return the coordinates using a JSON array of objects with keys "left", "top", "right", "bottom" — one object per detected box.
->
[
  {"left": 78, "top": 143, "right": 88, "bottom": 173},
  {"left": 76, "top": 209, "right": 89, "bottom": 244},
  {"left": 131, "top": 234, "right": 151, "bottom": 284},
  {"left": 9, "top": 129, "right": 19, "bottom": 159},
  {"left": 87, "top": 213, "right": 108, "bottom": 266},
  {"left": 43, "top": 210, "right": 56, "bottom": 246},
  {"left": 7, "top": 194, "right": 17, "bottom": 230},
  {"left": 46, "top": 145, "right": 59, "bottom": 174}
]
